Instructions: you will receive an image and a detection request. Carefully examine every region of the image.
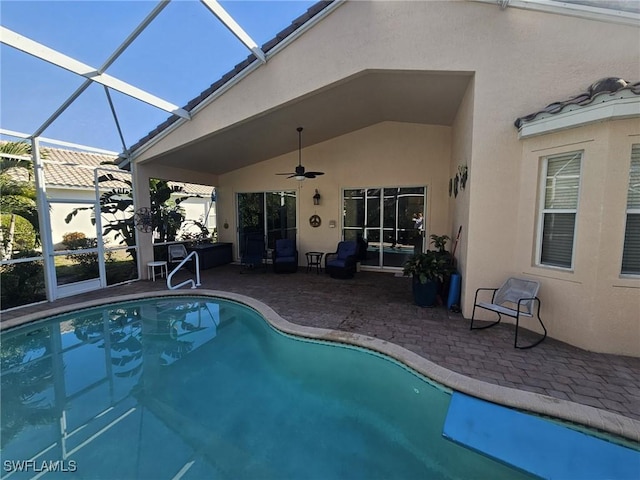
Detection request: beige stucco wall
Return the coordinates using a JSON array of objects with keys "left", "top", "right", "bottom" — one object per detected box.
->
[
  {"left": 515, "top": 119, "right": 640, "bottom": 356},
  {"left": 449, "top": 78, "right": 475, "bottom": 300},
  {"left": 216, "top": 121, "right": 451, "bottom": 258},
  {"left": 132, "top": 1, "right": 639, "bottom": 354},
  {"left": 136, "top": 1, "right": 639, "bottom": 164},
  {"left": 46, "top": 188, "right": 97, "bottom": 246}
]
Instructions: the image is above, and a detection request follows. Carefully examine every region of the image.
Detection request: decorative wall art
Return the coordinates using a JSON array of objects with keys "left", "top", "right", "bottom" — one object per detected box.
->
[
  {"left": 134, "top": 207, "right": 153, "bottom": 232},
  {"left": 309, "top": 214, "right": 321, "bottom": 227},
  {"left": 449, "top": 164, "right": 469, "bottom": 198}
]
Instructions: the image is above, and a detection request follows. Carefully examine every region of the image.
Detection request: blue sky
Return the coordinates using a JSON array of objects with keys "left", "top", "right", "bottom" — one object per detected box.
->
[{"left": 0, "top": 0, "right": 317, "bottom": 152}]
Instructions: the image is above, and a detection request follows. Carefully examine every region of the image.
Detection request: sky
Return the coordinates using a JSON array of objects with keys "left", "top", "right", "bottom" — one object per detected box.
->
[{"left": 0, "top": 0, "right": 318, "bottom": 153}]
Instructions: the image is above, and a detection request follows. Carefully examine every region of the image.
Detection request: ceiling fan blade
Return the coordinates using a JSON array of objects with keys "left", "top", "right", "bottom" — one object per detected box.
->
[
  {"left": 276, "top": 172, "right": 295, "bottom": 175},
  {"left": 306, "top": 171, "right": 324, "bottom": 177}
]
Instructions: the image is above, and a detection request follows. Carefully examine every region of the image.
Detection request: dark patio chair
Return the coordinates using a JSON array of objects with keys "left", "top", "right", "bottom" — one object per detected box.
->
[
  {"left": 325, "top": 241, "right": 358, "bottom": 278},
  {"left": 470, "top": 277, "right": 547, "bottom": 348},
  {"left": 241, "top": 234, "right": 266, "bottom": 272},
  {"left": 273, "top": 238, "right": 298, "bottom": 273}
]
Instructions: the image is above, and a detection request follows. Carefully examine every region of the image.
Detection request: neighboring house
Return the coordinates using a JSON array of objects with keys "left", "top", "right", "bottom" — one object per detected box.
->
[
  {"left": 37, "top": 146, "right": 216, "bottom": 248},
  {"left": 126, "top": 1, "right": 639, "bottom": 356}
]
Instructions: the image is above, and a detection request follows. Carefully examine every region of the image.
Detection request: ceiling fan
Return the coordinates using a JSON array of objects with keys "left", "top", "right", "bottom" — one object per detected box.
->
[{"left": 276, "top": 127, "right": 324, "bottom": 181}]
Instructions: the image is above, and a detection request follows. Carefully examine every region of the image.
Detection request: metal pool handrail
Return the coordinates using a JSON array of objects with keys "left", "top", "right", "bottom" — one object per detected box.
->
[{"left": 167, "top": 251, "right": 201, "bottom": 290}]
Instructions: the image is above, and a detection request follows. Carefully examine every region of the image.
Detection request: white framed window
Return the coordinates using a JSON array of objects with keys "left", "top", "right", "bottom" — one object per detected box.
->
[
  {"left": 621, "top": 144, "right": 640, "bottom": 275},
  {"left": 536, "top": 151, "right": 582, "bottom": 269}
]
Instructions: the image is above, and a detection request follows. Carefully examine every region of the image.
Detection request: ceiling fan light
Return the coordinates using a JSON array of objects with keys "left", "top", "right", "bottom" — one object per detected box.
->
[{"left": 295, "top": 175, "right": 306, "bottom": 181}]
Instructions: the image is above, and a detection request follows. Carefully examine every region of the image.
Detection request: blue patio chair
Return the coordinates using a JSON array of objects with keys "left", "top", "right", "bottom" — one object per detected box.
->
[
  {"left": 241, "top": 234, "right": 266, "bottom": 272},
  {"left": 325, "top": 241, "right": 358, "bottom": 278},
  {"left": 273, "top": 238, "right": 298, "bottom": 273}
]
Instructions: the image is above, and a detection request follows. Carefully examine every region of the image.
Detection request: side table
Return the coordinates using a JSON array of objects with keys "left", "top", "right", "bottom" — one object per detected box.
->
[
  {"left": 147, "top": 260, "right": 168, "bottom": 281},
  {"left": 305, "top": 252, "right": 324, "bottom": 274}
]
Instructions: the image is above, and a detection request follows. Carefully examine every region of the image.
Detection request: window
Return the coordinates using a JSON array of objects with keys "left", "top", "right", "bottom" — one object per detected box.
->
[
  {"left": 342, "top": 186, "right": 425, "bottom": 268},
  {"left": 621, "top": 145, "right": 640, "bottom": 275},
  {"left": 537, "top": 151, "right": 582, "bottom": 269}
]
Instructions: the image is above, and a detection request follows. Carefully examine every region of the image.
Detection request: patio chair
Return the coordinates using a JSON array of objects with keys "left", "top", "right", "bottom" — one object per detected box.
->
[
  {"left": 241, "top": 234, "right": 266, "bottom": 272},
  {"left": 325, "top": 241, "right": 358, "bottom": 278},
  {"left": 273, "top": 238, "right": 298, "bottom": 273},
  {"left": 470, "top": 277, "right": 547, "bottom": 349},
  {"left": 168, "top": 244, "right": 191, "bottom": 271}
]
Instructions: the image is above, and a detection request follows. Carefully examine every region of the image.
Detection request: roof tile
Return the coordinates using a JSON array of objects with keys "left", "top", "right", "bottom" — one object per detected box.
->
[
  {"left": 17, "top": 147, "right": 214, "bottom": 196},
  {"left": 515, "top": 77, "right": 640, "bottom": 128}
]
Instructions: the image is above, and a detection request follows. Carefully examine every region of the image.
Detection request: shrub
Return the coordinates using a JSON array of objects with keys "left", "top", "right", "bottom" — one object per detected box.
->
[
  {"left": 1, "top": 214, "right": 37, "bottom": 253},
  {"left": 0, "top": 250, "right": 46, "bottom": 309},
  {"left": 62, "top": 232, "right": 98, "bottom": 273},
  {"left": 62, "top": 232, "right": 92, "bottom": 250}
]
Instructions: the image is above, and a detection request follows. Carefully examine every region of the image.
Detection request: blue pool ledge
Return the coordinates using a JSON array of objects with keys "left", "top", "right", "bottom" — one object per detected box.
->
[{"left": 444, "top": 392, "right": 640, "bottom": 479}]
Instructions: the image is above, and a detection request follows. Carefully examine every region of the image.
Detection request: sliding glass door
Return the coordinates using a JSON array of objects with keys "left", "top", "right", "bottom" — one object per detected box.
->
[
  {"left": 237, "top": 193, "right": 264, "bottom": 255},
  {"left": 237, "top": 191, "right": 296, "bottom": 258},
  {"left": 343, "top": 187, "right": 425, "bottom": 268}
]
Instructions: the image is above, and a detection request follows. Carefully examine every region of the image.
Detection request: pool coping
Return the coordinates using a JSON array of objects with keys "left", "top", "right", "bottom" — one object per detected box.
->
[{"left": 3, "top": 289, "right": 640, "bottom": 444}]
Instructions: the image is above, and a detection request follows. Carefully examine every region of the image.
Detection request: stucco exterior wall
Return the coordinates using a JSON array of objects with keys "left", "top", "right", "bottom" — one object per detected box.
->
[
  {"left": 132, "top": 1, "right": 639, "bottom": 354},
  {"left": 136, "top": 2, "right": 639, "bottom": 164},
  {"left": 46, "top": 188, "right": 96, "bottom": 247},
  {"left": 449, "top": 5, "right": 638, "bottom": 332},
  {"left": 450, "top": 78, "right": 475, "bottom": 302},
  {"left": 216, "top": 122, "right": 451, "bottom": 258},
  {"left": 515, "top": 118, "right": 640, "bottom": 356}
]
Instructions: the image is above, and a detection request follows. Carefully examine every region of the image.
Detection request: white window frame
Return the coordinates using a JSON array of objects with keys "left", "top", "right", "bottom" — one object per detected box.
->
[
  {"left": 535, "top": 151, "right": 583, "bottom": 270},
  {"left": 235, "top": 190, "right": 298, "bottom": 261},
  {"left": 621, "top": 144, "right": 640, "bottom": 276}
]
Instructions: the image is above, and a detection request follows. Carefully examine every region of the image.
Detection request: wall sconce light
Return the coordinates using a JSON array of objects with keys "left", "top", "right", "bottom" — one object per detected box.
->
[{"left": 313, "top": 189, "right": 321, "bottom": 206}]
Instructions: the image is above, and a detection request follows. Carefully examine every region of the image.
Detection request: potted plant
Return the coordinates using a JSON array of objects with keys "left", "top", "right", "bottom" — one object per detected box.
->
[
  {"left": 430, "top": 234, "right": 451, "bottom": 256},
  {"left": 403, "top": 250, "right": 453, "bottom": 307},
  {"left": 429, "top": 234, "right": 454, "bottom": 299}
]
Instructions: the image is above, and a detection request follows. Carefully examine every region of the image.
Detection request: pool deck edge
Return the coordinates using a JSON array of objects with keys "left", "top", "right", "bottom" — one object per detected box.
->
[{"left": 3, "top": 289, "right": 639, "bottom": 444}]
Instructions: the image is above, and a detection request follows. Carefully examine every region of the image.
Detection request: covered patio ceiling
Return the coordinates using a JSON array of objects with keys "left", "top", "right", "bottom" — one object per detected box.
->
[{"left": 142, "top": 69, "right": 473, "bottom": 176}]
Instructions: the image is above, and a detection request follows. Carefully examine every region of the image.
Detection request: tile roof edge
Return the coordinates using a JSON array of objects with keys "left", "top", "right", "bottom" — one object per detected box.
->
[
  {"left": 127, "top": 0, "right": 337, "bottom": 156},
  {"left": 514, "top": 77, "right": 640, "bottom": 129}
]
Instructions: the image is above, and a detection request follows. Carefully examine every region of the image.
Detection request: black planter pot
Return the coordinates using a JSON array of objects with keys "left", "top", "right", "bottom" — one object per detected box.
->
[{"left": 412, "top": 277, "right": 439, "bottom": 307}]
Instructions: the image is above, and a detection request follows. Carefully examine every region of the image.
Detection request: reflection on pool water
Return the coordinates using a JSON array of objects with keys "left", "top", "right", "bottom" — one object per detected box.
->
[{"left": 1, "top": 297, "right": 537, "bottom": 479}]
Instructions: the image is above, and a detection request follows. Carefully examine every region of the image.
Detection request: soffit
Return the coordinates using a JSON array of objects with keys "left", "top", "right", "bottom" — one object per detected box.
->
[{"left": 145, "top": 70, "right": 472, "bottom": 175}]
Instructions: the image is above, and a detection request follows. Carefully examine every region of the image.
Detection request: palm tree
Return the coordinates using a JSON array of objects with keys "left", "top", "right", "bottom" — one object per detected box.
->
[
  {"left": 0, "top": 142, "right": 41, "bottom": 259},
  {"left": 0, "top": 141, "right": 36, "bottom": 173}
]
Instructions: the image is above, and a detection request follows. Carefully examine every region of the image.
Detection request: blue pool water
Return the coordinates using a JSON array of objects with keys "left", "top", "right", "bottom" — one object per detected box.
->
[{"left": 1, "top": 297, "right": 539, "bottom": 479}]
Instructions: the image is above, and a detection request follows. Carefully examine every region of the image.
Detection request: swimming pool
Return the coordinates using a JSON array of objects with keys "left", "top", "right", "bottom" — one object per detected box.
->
[
  {"left": 1, "top": 296, "right": 539, "bottom": 479},
  {"left": 3, "top": 294, "right": 639, "bottom": 479}
]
